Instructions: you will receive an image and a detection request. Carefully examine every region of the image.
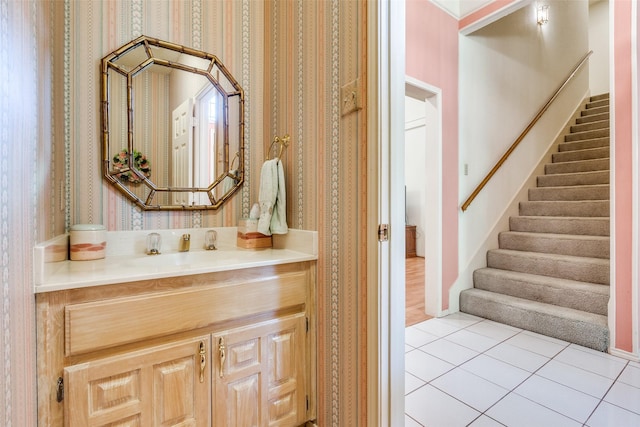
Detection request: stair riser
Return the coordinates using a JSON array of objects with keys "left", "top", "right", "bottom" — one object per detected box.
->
[
  {"left": 460, "top": 291, "right": 609, "bottom": 351},
  {"left": 581, "top": 106, "right": 609, "bottom": 116},
  {"left": 558, "top": 138, "right": 609, "bottom": 152},
  {"left": 586, "top": 99, "right": 609, "bottom": 109},
  {"left": 565, "top": 129, "right": 610, "bottom": 142},
  {"left": 509, "top": 217, "right": 610, "bottom": 236},
  {"left": 519, "top": 201, "right": 609, "bottom": 217},
  {"left": 499, "top": 233, "right": 610, "bottom": 259},
  {"left": 565, "top": 130, "right": 610, "bottom": 143},
  {"left": 576, "top": 113, "right": 609, "bottom": 124},
  {"left": 553, "top": 147, "right": 609, "bottom": 163},
  {"left": 545, "top": 159, "right": 609, "bottom": 174},
  {"left": 537, "top": 171, "right": 609, "bottom": 187},
  {"left": 473, "top": 269, "right": 609, "bottom": 316},
  {"left": 570, "top": 121, "right": 609, "bottom": 133},
  {"left": 528, "top": 185, "right": 609, "bottom": 201},
  {"left": 487, "top": 250, "right": 610, "bottom": 284},
  {"left": 590, "top": 93, "right": 610, "bottom": 102}
]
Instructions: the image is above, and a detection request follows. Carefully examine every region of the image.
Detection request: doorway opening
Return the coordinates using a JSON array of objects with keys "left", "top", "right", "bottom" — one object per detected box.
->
[{"left": 404, "top": 77, "right": 443, "bottom": 326}]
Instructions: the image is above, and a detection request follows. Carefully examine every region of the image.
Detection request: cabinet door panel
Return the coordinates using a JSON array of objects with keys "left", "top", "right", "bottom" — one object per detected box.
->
[
  {"left": 153, "top": 355, "right": 198, "bottom": 426},
  {"left": 64, "top": 336, "right": 210, "bottom": 427},
  {"left": 265, "top": 319, "right": 305, "bottom": 427},
  {"left": 226, "top": 373, "right": 261, "bottom": 426},
  {"left": 213, "top": 314, "right": 306, "bottom": 427}
]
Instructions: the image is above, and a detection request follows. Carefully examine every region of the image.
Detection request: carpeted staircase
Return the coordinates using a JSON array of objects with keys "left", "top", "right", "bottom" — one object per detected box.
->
[{"left": 460, "top": 93, "right": 611, "bottom": 352}]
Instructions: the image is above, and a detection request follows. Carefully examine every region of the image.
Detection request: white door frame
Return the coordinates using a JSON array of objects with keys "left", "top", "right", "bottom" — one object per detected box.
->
[
  {"left": 405, "top": 77, "right": 444, "bottom": 318},
  {"left": 367, "top": 1, "right": 405, "bottom": 426}
]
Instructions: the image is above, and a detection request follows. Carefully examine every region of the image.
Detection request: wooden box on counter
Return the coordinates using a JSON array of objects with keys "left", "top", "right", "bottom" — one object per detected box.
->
[{"left": 236, "top": 218, "right": 272, "bottom": 249}]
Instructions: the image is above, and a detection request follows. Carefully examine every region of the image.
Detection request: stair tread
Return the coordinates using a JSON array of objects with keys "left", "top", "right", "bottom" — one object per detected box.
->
[
  {"left": 576, "top": 113, "right": 609, "bottom": 124},
  {"left": 516, "top": 215, "right": 609, "bottom": 220},
  {"left": 582, "top": 106, "right": 609, "bottom": 115},
  {"left": 552, "top": 149, "right": 609, "bottom": 163},
  {"left": 538, "top": 170, "right": 609, "bottom": 180},
  {"left": 522, "top": 200, "right": 609, "bottom": 204},
  {"left": 510, "top": 215, "right": 610, "bottom": 236},
  {"left": 476, "top": 267, "right": 610, "bottom": 291},
  {"left": 499, "top": 231, "right": 610, "bottom": 259},
  {"left": 533, "top": 183, "right": 609, "bottom": 190},
  {"left": 474, "top": 267, "right": 609, "bottom": 316},
  {"left": 546, "top": 157, "right": 610, "bottom": 167},
  {"left": 489, "top": 248, "right": 609, "bottom": 264},
  {"left": 462, "top": 288, "right": 608, "bottom": 324},
  {"left": 460, "top": 288, "right": 609, "bottom": 351},
  {"left": 554, "top": 145, "right": 609, "bottom": 155},
  {"left": 570, "top": 120, "right": 609, "bottom": 130},
  {"left": 528, "top": 184, "right": 609, "bottom": 201},
  {"left": 559, "top": 137, "right": 609, "bottom": 149},
  {"left": 519, "top": 204, "right": 609, "bottom": 218},
  {"left": 501, "top": 231, "right": 609, "bottom": 241}
]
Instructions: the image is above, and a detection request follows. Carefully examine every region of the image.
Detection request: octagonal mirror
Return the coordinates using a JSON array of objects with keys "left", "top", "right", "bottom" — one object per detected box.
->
[{"left": 101, "top": 35, "right": 244, "bottom": 210}]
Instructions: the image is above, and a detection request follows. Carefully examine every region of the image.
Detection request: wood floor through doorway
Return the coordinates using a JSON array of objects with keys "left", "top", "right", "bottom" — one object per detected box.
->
[{"left": 405, "top": 256, "right": 432, "bottom": 326}]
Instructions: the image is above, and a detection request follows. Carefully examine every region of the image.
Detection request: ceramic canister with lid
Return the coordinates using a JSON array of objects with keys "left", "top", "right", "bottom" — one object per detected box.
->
[{"left": 69, "top": 224, "right": 107, "bottom": 261}]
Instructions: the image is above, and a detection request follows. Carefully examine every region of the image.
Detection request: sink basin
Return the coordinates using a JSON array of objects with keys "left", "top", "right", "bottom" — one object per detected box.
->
[
  {"left": 135, "top": 251, "right": 218, "bottom": 266},
  {"left": 124, "top": 247, "right": 265, "bottom": 269}
]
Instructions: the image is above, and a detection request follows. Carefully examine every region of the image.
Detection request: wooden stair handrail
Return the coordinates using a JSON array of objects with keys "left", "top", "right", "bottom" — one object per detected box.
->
[{"left": 461, "top": 50, "right": 593, "bottom": 212}]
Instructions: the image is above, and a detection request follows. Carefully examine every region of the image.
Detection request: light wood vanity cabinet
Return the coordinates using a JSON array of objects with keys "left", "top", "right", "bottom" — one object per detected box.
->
[{"left": 37, "top": 262, "right": 316, "bottom": 427}]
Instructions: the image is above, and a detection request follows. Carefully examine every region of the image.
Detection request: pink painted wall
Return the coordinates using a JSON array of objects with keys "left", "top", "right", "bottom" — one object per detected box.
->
[
  {"left": 411, "top": 0, "right": 638, "bottom": 355},
  {"left": 613, "top": 0, "right": 634, "bottom": 353},
  {"left": 406, "top": 0, "right": 459, "bottom": 310}
]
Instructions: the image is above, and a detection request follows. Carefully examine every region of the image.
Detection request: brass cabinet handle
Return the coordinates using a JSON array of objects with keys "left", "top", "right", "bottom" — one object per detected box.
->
[
  {"left": 218, "top": 337, "right": 226, "bottom": 378},
  {"left": 199, "top": 341, "right": 206, "bottom": 383}
]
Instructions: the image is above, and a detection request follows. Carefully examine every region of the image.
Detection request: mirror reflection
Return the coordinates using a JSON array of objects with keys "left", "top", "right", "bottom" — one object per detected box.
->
[{"left": 101, "top": 35, "right": 244, "bottom": 210}]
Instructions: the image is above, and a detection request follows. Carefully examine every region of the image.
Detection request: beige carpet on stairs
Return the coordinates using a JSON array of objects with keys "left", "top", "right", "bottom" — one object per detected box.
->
[{"left": 460, "top": 93, "right": 611, "bottom": 352}]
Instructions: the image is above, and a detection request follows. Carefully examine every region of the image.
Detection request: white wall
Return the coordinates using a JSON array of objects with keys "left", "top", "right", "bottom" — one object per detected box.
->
[
  {"left": 589, "top": 0, "right": 609, "bottom": 95},
  {"left": 457, "top": 0, "right": 590, "bottom": 297},
  {"left": 405, "top": 95, "right": 427, "bottom": 257}
]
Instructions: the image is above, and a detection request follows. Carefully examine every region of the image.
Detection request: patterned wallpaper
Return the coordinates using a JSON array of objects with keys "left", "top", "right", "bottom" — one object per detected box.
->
[
  {"left": 0, "top": 0, "right": 369, "bottom": 426},
  {"left": 265, "top": 2, "right": 369, "bottom": 425},
  {"left": 67, "top": 0, "right": 264, "bottom": 230},
  {"left": 1, "top": 0, "right": 49, "bottom": 424}
]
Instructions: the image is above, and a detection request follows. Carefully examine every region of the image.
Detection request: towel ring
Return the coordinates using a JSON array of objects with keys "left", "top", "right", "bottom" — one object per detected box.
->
[{"left": 266, "top": 134, "right": 290, "bottom": 160}]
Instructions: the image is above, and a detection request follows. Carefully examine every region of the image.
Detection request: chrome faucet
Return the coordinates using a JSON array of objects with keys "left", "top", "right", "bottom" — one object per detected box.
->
[{"left": 179, "top": 233, "right": 191, "bottom": 252}]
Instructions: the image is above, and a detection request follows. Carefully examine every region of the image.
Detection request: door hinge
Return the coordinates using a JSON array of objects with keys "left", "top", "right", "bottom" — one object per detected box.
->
[
  {"left": 378, "top": 224, "right": 389, "bottom": 242},
  {"left": 306, "top": 316, "right": 309, "bottom": 333},
  {"left": 56, "top": 377, "right": 64, "bottom": 402},
  {"left": 306, "top": 395, "right": 309, "bottom": 412}
]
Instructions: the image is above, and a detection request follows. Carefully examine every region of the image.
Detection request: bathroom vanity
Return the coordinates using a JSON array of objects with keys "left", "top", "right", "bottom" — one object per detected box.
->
[{"left": 35, "top": 229, "right": 318, "bottom": 427}]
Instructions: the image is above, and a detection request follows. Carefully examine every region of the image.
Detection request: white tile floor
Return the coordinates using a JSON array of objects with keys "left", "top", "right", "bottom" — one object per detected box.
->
[{"left": 405, "top": 313, "right": 640, "bottom": 427}]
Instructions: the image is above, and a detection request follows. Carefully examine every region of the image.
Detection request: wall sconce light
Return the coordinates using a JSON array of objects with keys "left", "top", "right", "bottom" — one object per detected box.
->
[{"left": 537, "top": 4, "right": 549, "bottom": 25}]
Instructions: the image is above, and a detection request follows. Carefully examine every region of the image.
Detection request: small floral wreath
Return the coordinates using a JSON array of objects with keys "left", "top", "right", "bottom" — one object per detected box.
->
[{"left": 112, "top": 149, "right": 151, "bottom": 183}]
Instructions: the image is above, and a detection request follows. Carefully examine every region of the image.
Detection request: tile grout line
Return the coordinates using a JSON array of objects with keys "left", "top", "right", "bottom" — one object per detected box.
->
[
  {"left": 406, "top": 317, "right": 640, "bottom": 426},
  {"left": 581, "top": 359, "right": 632, "bottom": 425}
]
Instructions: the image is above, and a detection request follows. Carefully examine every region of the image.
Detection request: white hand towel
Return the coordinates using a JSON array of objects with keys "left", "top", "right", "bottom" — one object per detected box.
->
[
  {"left": 257, "top": 159, "right": 288, "bottom": 235},
  {"left": 271, "top": 159, "right": 288, "bottom": 234}
]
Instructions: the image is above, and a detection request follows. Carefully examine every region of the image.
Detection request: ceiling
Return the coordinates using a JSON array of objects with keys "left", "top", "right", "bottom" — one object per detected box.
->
[{"left": 430, "top": 0, "right": 496, "bottom": 19}]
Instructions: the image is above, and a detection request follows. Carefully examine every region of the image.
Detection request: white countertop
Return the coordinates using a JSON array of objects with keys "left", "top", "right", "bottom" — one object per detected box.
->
[{"left": 34, "top": 228, "right": 317, "bottom": 293}]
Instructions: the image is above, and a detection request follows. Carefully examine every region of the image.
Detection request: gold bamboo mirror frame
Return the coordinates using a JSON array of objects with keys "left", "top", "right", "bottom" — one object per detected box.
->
[{"left": 101, "top": 35, "right": 244, "bottom": 210}]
